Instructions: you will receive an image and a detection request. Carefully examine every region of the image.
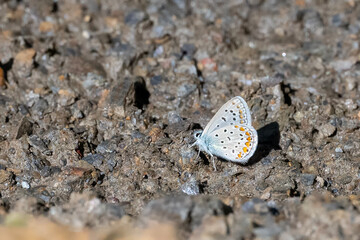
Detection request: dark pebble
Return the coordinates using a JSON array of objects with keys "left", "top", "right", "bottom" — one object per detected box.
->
[
  {"left": 181, "top": 43, "right": 197, "bottom": 58},
  {"left": 83, "top": 154, "right": 104, "bottom": 168},
  {"left": 38, "top": 190, "right": 51, "bottom": 203},
  {"left": 150, "top": 75, "right": 163, "bottom": 85},
  {"left": 125, "top": 9, "right": 146, "bottom": 25},
  {"left": 15, "top": 117, "right": 33, "bottom": 139},
  {"left": 18, "top": 104, "right": 30, "bottom": 115},
  {"left": 28, "top": 135, "right": 48, "bottom": 152},
  {"left": 106, "top": 155, "right": 117, "bottom": 172},
  {"left": 32, "top": 98, "right": 49, "bottom": 116},
  {"left": 96, "top": 138, "right": 120, "bottom": 154},
  {"left": 167, "top": 111, "right": 184, "bottom": 125},
  {"left": 300, "top": 173, "right": 316, "bottom": 186},
  {"left": 131, "top": 131, "right": 146, "bottom": 140},
  {"left": 331, "top": 14, "right": 348, "bottom": 28},
  {"left": 177, "top": 83, "right": 197, "bottom": 98},
  {"left": 40, "top": 166, "right": 61, "bottom": 177}
]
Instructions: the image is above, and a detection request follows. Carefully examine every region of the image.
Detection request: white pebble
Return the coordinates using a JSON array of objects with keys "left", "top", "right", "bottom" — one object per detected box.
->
[
  {"left": 82, "top": 30, "right": 90, "bottom": 39},
  {"left": 335, "top": 147, "right": 343, "bottom": 153},
  {"left": 21, "top": 181, "right": 30, "bottom": 189}
]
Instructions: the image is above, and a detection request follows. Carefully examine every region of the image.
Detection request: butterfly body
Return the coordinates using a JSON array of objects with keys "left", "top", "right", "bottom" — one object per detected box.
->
[{"left": 193, "top": 96, "right": 258, "bottom": 169}]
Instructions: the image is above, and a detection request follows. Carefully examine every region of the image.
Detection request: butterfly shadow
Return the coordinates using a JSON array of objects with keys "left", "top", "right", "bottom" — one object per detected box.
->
[{"left": 244, "top": 121, "right": 281, "bottom": 166}]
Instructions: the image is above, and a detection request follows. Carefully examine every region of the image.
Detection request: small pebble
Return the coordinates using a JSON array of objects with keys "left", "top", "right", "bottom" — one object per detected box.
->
[
  {"left": 21, "top": 181, "right": 30, "bottom": 189},
  {"left": 300, "top": 174, "right": 316, "bottom": 186},
  {"left": 331, "top": 14, "right": 348, "bottom": 28},
  {"left": 153, "top": 45, "right": 164, "bottom": 57},
  {"left": 181, "top": 43, "right": 197, "bottom": 58},
  {"left": 83, "top": 154, "right": 104, "bottom": 168},
  {"left": 167, "top": 111, "right": 184, "bottom": 125},
  {"left": 177, "top": 83, "right": 197, "bottom": 98},
  {"left": 198, "top": 58, "right": 217, "bottom": 71},
  {"left": 150, "top": 75, "right": 163, "bottom": 85},
  {"left": 0, "top": 67, "right": 5, "bottom": 87},
  {"left": 315, "top": 176, "right": 325, "bottom": 188},
  {"left": 181, "top": 179, "right": 200, "bottom": 195},
  {"left": 260, "top": 188, "right": 272, "bottom": 200},
  {"left": 293, "top": 111, "right": 304, "bottom": 123},
  {"left": 319, "top": 123, "right": 336, "bottom": 137},
  {"left": 82, "top": 30, "right": 90, "bottom": 39},
  {"left": 344, "top": 99, "right": 357, "bottom": 111},
  {"left": 125, "top": 9, "right": 146, "bottom": 25},
  {"left": 335, "top": 147, "right": 343, "bottom": 153}
]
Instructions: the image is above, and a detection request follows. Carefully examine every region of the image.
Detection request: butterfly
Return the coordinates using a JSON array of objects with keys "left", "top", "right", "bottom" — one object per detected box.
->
[{"left": 192, "top": 96, "right": 258, "bottom": 170}]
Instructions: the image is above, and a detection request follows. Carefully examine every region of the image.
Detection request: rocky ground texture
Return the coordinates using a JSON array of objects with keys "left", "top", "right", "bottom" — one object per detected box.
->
[{"left": 0, "top": 0, "right": 359, "bottom": 239}]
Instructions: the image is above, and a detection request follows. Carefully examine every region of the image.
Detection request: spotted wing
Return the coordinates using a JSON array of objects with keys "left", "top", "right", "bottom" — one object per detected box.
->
[
  {"left": 202, "top": 96, "right": 252, "bottom": 135},
  {"left": 205, "top": 124, "right": 258, "bottom": 163}
]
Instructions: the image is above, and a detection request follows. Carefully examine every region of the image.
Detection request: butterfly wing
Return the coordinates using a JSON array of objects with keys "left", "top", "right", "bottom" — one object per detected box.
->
[
  {"left": 204, "top": 124, "right": 258, "bottom": 163},
  {"left": 202, "top": 96, "right": 252, "bottom": 135}
]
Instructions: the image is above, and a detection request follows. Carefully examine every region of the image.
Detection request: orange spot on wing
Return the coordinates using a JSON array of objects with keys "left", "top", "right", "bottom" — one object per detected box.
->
[
  {"left": 245, "top": 142, "right": 250, "bottom": 147},
  {"left": 238, "top": 153, "right": 242, "bottom": 158},
  {"left": 235, "top": 125, "right": 239, "bottom": 128},
  {"left": 241, "top": 120, "right": 244, "bottom": 124},
  {"left": 247, "top": 137, "right": 251, "bottom": 141},
  {"left": 240, "top": 127, "right": 245, "bottom": 131},
  {"left": 243, "top": 147, "right": 248, "bottom": 153},
  {"left": 245, "top": 132, "right": 250, "bottom": 136}
]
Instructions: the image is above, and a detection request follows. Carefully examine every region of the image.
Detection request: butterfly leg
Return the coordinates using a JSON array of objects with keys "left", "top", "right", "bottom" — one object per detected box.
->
[
  {"left": 195, "top": 148, "right": 201, "bottom": 161},
  {"left": 190, "top": 141, "right": 201, "bottom": 161},
  {"left": 209, "top": 153, "right": 216, "bottom": 171}
]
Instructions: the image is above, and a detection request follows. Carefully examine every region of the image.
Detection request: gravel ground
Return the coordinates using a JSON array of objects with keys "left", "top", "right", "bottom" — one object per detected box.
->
[{"left": 0, "top": 0, "right": 359, "bottom": 239}]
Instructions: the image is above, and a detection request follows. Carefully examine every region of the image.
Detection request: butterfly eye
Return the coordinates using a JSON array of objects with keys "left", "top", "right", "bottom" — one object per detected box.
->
[{"left": 194, "top": 131, "right": 203, "bottom": 138}]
